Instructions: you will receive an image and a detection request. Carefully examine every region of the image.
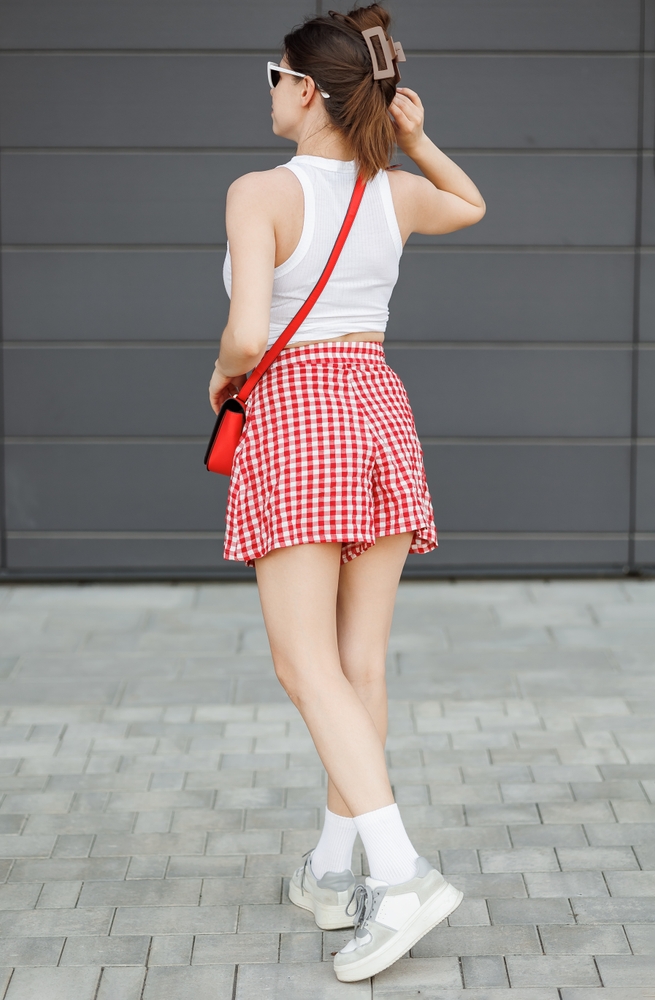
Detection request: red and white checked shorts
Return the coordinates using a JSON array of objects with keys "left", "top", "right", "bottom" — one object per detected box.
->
[{"left": 223, "top": 341, "right": 437, "bottom": 566}]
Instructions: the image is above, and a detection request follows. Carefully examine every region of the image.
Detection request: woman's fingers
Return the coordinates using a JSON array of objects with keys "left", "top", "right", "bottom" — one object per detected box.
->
[{"left": 396, "top": 86, "right": 423, "bottom": 109}]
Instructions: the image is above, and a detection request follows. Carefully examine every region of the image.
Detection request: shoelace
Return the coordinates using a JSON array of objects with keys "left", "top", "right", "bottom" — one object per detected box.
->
[
  {"left": 346, "top": 882, "right": 374, "bottom": 930},
  {"left": 298, "top": 849, "right": 313, "bottom": 896}
]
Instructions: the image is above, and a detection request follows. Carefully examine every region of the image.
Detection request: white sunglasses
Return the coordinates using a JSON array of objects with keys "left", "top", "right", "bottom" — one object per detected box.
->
[{"left": 267, "top": 61, "right": 330, "bottom": 99}]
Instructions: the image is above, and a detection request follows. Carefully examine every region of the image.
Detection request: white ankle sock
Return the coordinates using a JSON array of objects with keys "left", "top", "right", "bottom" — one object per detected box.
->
[
  {"left": 353, "top": 803, "right": 419, "bottom": 885},
  {"left": 310, "top": 807, "right": 358, "bottom": 879}
]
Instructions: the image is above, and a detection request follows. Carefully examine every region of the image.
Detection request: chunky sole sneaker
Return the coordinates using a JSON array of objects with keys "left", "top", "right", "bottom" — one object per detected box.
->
[
  {"left": 288, "top": 851, "right": 356, "bottom": 931},
  {"left": 334, "top": 857, "right": 462, "bottom": 982}
]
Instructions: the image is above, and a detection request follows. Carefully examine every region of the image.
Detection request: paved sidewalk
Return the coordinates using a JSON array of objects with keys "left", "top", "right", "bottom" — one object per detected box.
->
[{"left": 0, "top": 579, "right": 653, "bottom": 999}]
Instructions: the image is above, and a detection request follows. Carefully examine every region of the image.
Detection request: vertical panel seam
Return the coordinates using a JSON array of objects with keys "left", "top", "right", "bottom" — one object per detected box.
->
[
  {"left": 627, "top": 0, "right": 646, "bottom": 570},
  {"left": 0, "top": 145, "right": 6, "bottom": 571}
]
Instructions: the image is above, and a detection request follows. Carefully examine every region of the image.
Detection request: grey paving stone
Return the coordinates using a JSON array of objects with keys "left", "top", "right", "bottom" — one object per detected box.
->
[
  {"left": 412, "top": 924, "right": 541, "bottom": 957},
  {"left": 79, "top": 878, "right": 202, "bottom": 907},
  {"left": 368, "top": 957, "right": 463, "bottom": 991},
  {"left": 167, "top": 856, "right": 245, "bottom": 879},
  {"left": 238, "top": 903, "right": 317, "bottom": 934},
  {"left": 278, "top": 932, "right": 323, "bottom": 963},
  {"left": 448, "top": 873, "right": 527, "bottom": 898},
  {"left": 465, "top": 804, "right": 541, "bottom": 826},
  {"left": 462, "top": 955, "right": 509, "bottom": 988},
  {"left": 200, "top": 877, "right": 281, "bottom": 905},
  {"left": 0, "top": 834, "right": 55, "bottom": 857},
  {"left": 0, "top": 936, "right": 64, "bottom": 966},
  {"left": 37, "top": 881, "right": 83, "bottom": 908},
  {"left": 489, "top": 898, "right": 574, "bottom": 924},
  {"left": 4, "top": 967, "right": 101, "bottom": 1000},
  {"left": 192, "top": 932, "right": 279, "bottom": 964},
  {"left": 60, "top": 934, "right": 150, "bottom": 965},
  {"left": 92, "top": 832, "right": 206, "bottom": 856},
  {"left": 206, "top": 831, "right": 282, "bottom": 855},
  {"left": 447, "top": 897, "right": 490, "bottom": 926},
  {"left": 539, "top": 923, "right": 630, "bottom": 954},
  {"left": 560, "top": 991, "right": 655, "bottom": 1000},
  {"left": 52, "top": 834, "right": 94, "bottom": 857},
  {"left": 8, "top": 858, "right": 129, "bottom": 881},
  {"left": 556, "top": 846, "right": 639, "bottom": 870},
  {"left": 112, "top": 905, "right": 237, "bottom": 936},
  {"left": 235, "top": 962, "right": 370, "bottom": 998},
  {"left": 506, "top": 955, "right": 601, "bottom": 987},
  {"left": 96, "top": 967, "right": 146, "bottom": 1000},
  {"left": 0, "top": 906, "right": 113, "bottom": 937},
  {"left": 585, "top": 823, "right": 655, "bottom": 846},
  {"left": 127, "top": 856, "right": 169, "bottom": 879},
  {"left": 148, "top": 934, "right": 194, "bottom": 966},
  {"left": 524, "top": 871, "right": 609, "bottom": 897},
  {"left": 0, "top": 883, "right": 41, "bottom": 910},
  {"left": 143, "top": 966, "right": 235, "bottom": 1000},
  {"left": 623, "top": 923, "right": 655, "bottom": 953},
  {"left": 604, "top": 870, "right": 655, "bottom": 896},
  {"left": 572, "top": 898, "right": 655, "bottom": 923},
  {"left": 595, "top": 955, "right": 655, "bottom": 986},
  {"left": 439, "top": 849, "right": 481, "bottom": 874},
  {"left": 479, "top": 848, "right": 559, "bottom": 872},
  {"left": 509, "top": 824, "right": 587, "bottom": 847}
]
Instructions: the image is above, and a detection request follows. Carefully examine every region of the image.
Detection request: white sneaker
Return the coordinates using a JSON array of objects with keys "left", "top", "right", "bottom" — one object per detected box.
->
[
  {"left": 333, "top": 857, "right": 463, "bottom": 982},
  {"left": 288, "top": 851, "right": 356, "bottom": 931}
]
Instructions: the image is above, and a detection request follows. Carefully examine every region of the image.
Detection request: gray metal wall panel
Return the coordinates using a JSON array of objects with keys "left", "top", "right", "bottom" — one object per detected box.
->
[
  {"left": 406, "top": 155, "right": 638, "bottom": 247},
  {"left": 636, "top": 445, "right": 655, "bottom": 532},
  {"left": 4, "top": 346, "right": 216, "bottom": 436},
  {"left": 638, "top": 350, "right": 655, "bottom": 436},
  {"left": 2, "top": 250, "right": 228, "bottom": 342},
  {"left": 0, "top": 54, "right": 638, "bottom": 151},
  {"left": 0, "top": 0, "right": 315, "bottom": 49},
  {"left": 5, "top": 444, "right": 227, "bottom": 532},
  {"left": 388, "top": 250, "right": 635, "bottom": 343},
  {"left": 6, "top": 537, "right": 236, "bottom": 573},
  {"left": 639, "top": 254, "right": 655, "bottom": 342},
  {"left": 3, "top": 152, "right": 637, "bottom": 247},
  {"left": 405, "top": 538, "right": 629, "bottom": 572},
  {"left": 641, "top": 156, "right": 655, "bottom": 246},
  {"left": 389, "top": 347, "right": 632, "bottom": 438},
  {"left": 4, "top": 345, "right": 633, "bottom": 439},
  {"left": 5, "top": 442, "right": 630, "bottom": 535},
  {"left": 387, "top": 1, "right": 642, "bottom": 51},
  {"left": 1, "top": 1, "right": 649, "bottom": 579},
  {"left": 2, "top": 249, "right": 635, "bottom": 346},
  {"left": 423, "top": 444, "right": 630, "bottom": 533}
]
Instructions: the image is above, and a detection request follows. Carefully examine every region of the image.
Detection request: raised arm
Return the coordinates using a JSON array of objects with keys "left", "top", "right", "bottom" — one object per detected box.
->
[{"left": 387, "top": 87, "right": 486, "bottom": 241}]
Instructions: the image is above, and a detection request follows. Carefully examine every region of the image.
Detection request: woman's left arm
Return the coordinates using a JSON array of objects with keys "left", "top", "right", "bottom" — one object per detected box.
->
[{"left": 209, "top": 172, "right": 277, "bottom": 414}]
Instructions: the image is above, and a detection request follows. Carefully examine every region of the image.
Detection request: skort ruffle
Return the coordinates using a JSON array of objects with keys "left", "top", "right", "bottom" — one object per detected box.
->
[{"left": 223, "top": 341, "right": 437, "bottom": 566}]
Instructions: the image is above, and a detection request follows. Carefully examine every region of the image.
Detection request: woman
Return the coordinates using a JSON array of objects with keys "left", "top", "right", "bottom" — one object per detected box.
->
[{"left": 209, "top": 4, "right": 485, "bottom": 982}]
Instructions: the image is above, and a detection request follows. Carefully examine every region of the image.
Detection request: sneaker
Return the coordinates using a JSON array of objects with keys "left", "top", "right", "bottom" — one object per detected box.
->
[
  {"left": 333, "top": 857, "right": 463, "bottom": 982},
  {"left": 288, "top": 851, "right": 356, "bottom": 930}
]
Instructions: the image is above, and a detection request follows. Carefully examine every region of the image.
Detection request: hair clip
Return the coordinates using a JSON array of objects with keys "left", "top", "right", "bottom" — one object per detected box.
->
[{"left": 361, "top": 26, "right": 405, "bottom": 81}]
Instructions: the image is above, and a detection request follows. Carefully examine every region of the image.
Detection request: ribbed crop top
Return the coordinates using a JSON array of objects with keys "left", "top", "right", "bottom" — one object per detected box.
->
[{"left": 222, "top": 155, "right": 403, "bottom": 348}]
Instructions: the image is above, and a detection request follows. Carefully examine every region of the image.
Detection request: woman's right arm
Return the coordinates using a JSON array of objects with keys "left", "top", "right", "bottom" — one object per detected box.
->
[{"left": 209, "top": 173, "right": 277, "bottom": 414}]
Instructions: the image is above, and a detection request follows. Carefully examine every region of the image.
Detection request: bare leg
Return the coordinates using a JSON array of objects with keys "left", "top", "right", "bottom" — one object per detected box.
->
[
  {"left": 328, "top": 532, "right": 413, "bottom": 816},
  {"left": 255, "top": 538, "right": 409, "bottom": 816}
]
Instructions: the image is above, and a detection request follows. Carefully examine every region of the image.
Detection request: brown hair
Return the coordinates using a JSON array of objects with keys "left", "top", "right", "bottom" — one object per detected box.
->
[{"left": 283, "top": 4, "right": 397, "bottom": 182}]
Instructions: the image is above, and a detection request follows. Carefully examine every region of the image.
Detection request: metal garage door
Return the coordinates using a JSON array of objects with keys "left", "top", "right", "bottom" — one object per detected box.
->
[{"left": 0, "top": 0, "right": 652, "bottom": 578}]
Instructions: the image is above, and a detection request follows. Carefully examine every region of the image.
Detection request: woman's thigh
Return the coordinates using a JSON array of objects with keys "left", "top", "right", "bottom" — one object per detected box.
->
[
  {"left": 336, "top": 532, "right": 413, "bottom": 685},
  {"left": 254, "top": 541, "right": 344, "bottom": 687}
]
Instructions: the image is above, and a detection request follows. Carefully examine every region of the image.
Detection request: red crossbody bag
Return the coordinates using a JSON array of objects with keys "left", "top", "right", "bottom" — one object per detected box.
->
[{"left": 204, "top": 175, "right": 367, "bottom": 476}]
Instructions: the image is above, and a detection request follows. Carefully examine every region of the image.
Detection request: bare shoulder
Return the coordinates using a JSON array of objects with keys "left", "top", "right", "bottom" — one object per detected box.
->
[{"left": 227, "top": 166, "right": 301, "bottom": 210}]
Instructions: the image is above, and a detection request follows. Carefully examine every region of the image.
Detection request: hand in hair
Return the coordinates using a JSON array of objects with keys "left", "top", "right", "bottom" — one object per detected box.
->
[{"left": 389, "top": 87, "right": 425, "bottom": 155}]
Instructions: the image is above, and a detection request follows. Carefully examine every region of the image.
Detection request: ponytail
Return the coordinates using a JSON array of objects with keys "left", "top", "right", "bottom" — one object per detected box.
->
[{"left": 283, "top": 4, "right": 398, "bottom": 182}]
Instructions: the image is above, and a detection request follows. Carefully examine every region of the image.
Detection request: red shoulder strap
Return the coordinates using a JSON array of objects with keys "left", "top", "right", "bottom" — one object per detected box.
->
[{"left": 235, "top": 175, "right": 367, "bottom": 404}]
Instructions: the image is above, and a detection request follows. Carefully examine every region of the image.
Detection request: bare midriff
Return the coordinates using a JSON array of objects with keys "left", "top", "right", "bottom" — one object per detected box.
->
[{"left": 282, "top": 331, "right": 385, "bottom": 349}]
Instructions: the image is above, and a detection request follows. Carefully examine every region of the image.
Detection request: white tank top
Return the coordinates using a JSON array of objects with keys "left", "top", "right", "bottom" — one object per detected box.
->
[{"left": 222, "top": 154, "right": 403, "bottom": 348}]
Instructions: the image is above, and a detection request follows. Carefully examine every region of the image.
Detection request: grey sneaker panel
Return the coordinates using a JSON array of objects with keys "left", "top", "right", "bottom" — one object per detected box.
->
[{"left": 317, "top": 870, "right": 356, "bottom": 891}]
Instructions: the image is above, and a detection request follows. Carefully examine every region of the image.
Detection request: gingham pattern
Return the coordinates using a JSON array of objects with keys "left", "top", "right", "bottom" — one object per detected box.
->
[{"left": 223, "top": 341, "right": 437, "bottom": 566}]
